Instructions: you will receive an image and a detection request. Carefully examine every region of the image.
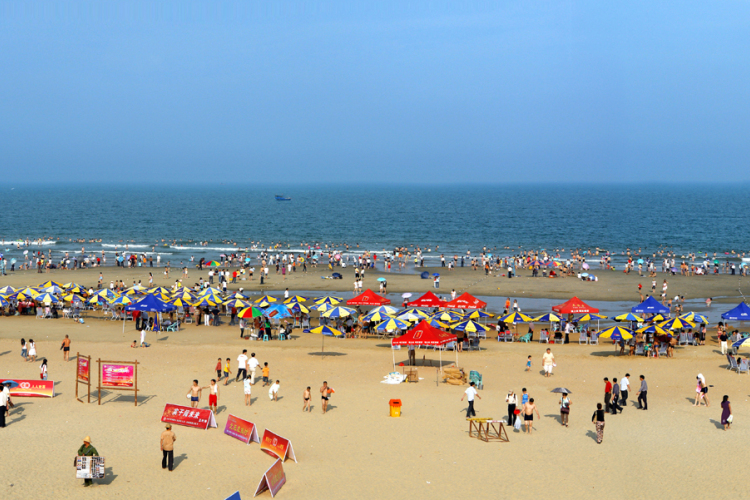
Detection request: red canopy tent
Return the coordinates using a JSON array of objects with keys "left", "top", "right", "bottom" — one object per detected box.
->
[
  {"left": 346, "top": 289, "right": 391, "bottom": 306},
  {"left": 445, "top": 292, "right": 487, "bottom": 310},
  {"left": 407, "top": 291, "right": 447, "bottom": 308},
  {"left": 552, "top": 296, "right": 599, "bottom": 314},
  {"left": 391, "top": 320, "right": 457, "bottom": 371}
]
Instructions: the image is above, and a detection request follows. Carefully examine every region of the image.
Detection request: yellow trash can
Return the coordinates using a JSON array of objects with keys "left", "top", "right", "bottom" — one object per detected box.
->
[{"left": 389, "top": 399, "right": 402, "bottom": 417}]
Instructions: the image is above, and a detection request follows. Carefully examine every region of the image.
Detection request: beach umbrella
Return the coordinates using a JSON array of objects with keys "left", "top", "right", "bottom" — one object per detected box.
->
[
  {"left": 659, "top": 317, "right": 696, "bottom": 330},
  {"left": 0, "top": 286, "right": 15, "bottom": 295},
  {"left": 401, "top": 293, "right": 413, "bottom": 298},
  {"left": 35, "top": 293, "right": 59, "bottom": 304},
  {"left": 147, "top": 287, "right": 172, "bottom": 296},
  {"left": 732, "top": 337, "right": 750, "bottom": 349},
  {"left": 63, "top": 283, "right": 87, "bottom": 293},
  {"left": 193, "top": 296, "right": 222, "bottom": 307},
  {"left": 500, "top": 312, "right": 533, "bottom": 324},
  {"left": 597, "top": 326, "right": 634, "bottom": 341},
  {"left": 40, "top": 285, "right": 63, "bottom": 295},
  {"left": 551, "top": 388, "right": 573, "bottom": 394},
  {"left": 431, "top": 311, "right": 463, "bottom": 323},
  {"left": 311, "top": 302, "right": 336, "bottom": 313},
  {"left": 169, "top": 297, "right": 193, "bottom": 308},
  {"left": 171, "top": 290, "right": 197, "bottom": 301},
  {"left": 309, "top": 325, "right": 345, "bottom": 353},
  {"left": 377, "top": 277, "right": 387, "bottom": 282},
  {"left": 204, "top": 261, "right": 221, "bottom": 267},
  {"left": 636, "top": 324, "right": 670, "bottom": 336},
  {"left": 462, "top": 310, "right": 493, "bottom": 320},
  {"left": 313, "top": 296, "right": 343, "bottom": 305},
  {"left": 532, "top": 313, "right": 562, "bottom": 323},
  {"left": 398, "top": 310, "right": 430, "bottom": 322},
  {"left": 93, "top": 288, "right": 118, "bottom": 300},
  {"left": 0, "top": 296, "right": 9, "bottom": 307},
  {"left": 237, "top": 306, "right": 264, "bottom": 319},
  {"left": 362, "top": 310, "right": 395, "bottom": 323},
  {"left": 680, "top": 312, "right": 709, "bottom": 324},
  {"left": 645, "top": 314, "right": 667, "bottom": 323},
  {"left": 398, "top": 308, "right": 430, "bottom": 319},
  {"left": 287, "top": 302, "right": 310, "bottom": 314},
  {"left": 368, "top": 305, "right": 399, "bottom": 316},
  {"left": 375, "top": 318, "right": 410, "bottom": 332},
  {"left": 62, "top": 293, "right": 85, "bottom": 303},
  {"left": 224, "top": 291, "right": 249, "bottom": 300},
  {"left": 16, "top": 287, "right": 40, "bottom": 300},
  {"left": 38, "top": 280, "right": 63, "bottom": 289},
  {"left": 125, "top": 284, "right": 148, "bottom": 295},
  {"left": 198, "top": 287, "right": 223, "bottom": 297},
  {"left": 451, "top": 320, "right": 490, "bottom": 333},
  {"left": 283, "top": 295, "right": 309, "bottom": 304},
  {"left": 254, "top": 295, "right": 278, "bottom": 305},
  {"left": 613, "top": 313, "right": 642, "bottom": 322},
  {"left": 223, "top": 298, "right": 250, "bottom": 309},
  {"left": 110, "top": 295, "right": 134, "bottom": 306},
  {"left": 322, "top": 306, "right": 356, "bottom": 319},
  {"left": 424, "top": 318, "right": 449, "bottom": 329},
  {"left": 265, "top": 304, "right": 293, "bottom": 319}
]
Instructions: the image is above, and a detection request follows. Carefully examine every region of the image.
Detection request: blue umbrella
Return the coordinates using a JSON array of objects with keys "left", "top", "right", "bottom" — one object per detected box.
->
[
  {"left": 432, "top": 273, "right": 440, "bottom": 277},
  {"left": 264, "top": 304, "right": 293, "bottom": 319},
  {"left": 733, "top": 337, "right": 750, "bottom": 348},
  {"left": 124, "top": 294, "right": 176, "bottom": 312},
  {"left": 377, "top": 277, "right": 387, "bottom": 282},
  {"left": 0, "top": 379, "right": 20, "bottom": 388}
]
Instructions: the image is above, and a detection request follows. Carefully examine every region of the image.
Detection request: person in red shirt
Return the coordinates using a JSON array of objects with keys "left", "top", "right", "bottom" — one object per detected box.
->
[{"left": 604, "top": 377, "right": 612, "bottom": 413}]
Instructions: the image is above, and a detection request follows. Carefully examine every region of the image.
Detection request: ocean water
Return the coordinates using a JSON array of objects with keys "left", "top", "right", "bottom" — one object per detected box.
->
[{"left": 0, "top": 183, "right": 748, "bottom": 265}]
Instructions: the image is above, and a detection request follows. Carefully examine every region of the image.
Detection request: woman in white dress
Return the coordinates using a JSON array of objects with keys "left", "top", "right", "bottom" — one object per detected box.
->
[{"left": 28, "top": 339, "right": 37, "bottom": 362}]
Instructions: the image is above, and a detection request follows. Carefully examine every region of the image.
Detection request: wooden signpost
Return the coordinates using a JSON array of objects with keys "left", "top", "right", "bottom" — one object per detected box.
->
[
  {"left": 75, "top": 353, "right": 92, "bottom": 403},
  {"left": 97, "top": 359, "right": 139, "bottom": 406}
]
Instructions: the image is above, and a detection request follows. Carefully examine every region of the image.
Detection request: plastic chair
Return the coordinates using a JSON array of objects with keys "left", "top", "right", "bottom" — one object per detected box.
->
[
  {"left": 263, "top": 334, "right": 269, "bottom": 342},
  {"left": 578, "top": 332, "right": 589, "bottom": 345}
]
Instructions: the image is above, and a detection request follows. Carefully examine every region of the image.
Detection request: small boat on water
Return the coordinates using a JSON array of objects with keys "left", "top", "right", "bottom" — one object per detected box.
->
[{"left": 275, "top": 195, "right": 291, "bottom": 201}]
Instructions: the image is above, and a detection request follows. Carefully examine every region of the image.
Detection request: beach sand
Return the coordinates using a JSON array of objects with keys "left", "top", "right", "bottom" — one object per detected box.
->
[{"left": 1, "top": 267, "right": 749, "bottom": 499}]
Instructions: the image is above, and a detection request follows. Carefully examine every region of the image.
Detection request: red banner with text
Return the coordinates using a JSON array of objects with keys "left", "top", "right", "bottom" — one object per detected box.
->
[
  {"left": 77, "top": 357, "right": 90, "bottom": 383},
  {"left": 260, "top": 429, "right": 297, "bottom": 463},
  {"left": 254, "top": 459, "right": 286, "bottom": 498},
  {"left": 101, "top": 364, "right": 134, "bottom": 387},
  {"left": 1, "top": 379, "right": 55, "bottom": 398},
  {"left": 224, "top": 414, "right": 260, "bottom": 444},
  {"left": 161, "top": 404, "right": 217, "bottom": 430}
]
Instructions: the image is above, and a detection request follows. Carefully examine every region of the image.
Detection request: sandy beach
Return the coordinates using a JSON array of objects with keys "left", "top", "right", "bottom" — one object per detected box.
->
[{"left": 2, "top": 267, "right": 750, "bottom": 499}]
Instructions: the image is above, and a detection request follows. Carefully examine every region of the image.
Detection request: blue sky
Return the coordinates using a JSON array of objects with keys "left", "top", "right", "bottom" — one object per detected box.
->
[{"left": 1, "top": 1, "right": 748, "bottom": 183}]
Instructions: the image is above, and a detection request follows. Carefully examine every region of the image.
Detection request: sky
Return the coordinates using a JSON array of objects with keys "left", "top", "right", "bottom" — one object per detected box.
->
[{"left": 1, "top": 1, "right": 749, "bottom": 184}]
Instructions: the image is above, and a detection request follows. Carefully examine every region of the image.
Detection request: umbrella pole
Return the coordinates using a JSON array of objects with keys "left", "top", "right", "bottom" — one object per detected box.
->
[
  {"left": 439, "top": 347, "right": 443, "bottom": 375},
  {"left": 392, "top": 341, "right": 395, "bottom": 371}
]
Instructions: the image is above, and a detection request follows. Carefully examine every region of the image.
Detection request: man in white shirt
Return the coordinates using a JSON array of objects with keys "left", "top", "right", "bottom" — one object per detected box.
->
[
  {"left": 620, "top": 373, "right": 630, "bottom": 407},
  {"left": 542, "top": 348, "right": 555, "bottom": 377},
  {"left": 461, "top": 382, "right": 481, "bottom": 418},
  {"left": 247, "top": 353, "right": 260, "bottom": 385},
  {"left": 0, "top": 383, "right": 10, "bottom": 427},
  {"left": 236, "top": 350, "right": 248, "bottom": 382}
]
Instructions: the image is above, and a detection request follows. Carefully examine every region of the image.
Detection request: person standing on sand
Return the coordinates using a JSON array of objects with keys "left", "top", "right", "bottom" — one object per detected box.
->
[
  {"left": 27, "top": 339, "right": 36, "bottom": 363},
  {"left": 462, "top": 381, "right": 480, "bottom": 418},
  {"left": 187, "top": 380, "right": 204, "bottom": 408},
  {"left": 559, "top": 393, "right": 570, "bottom": 427},
  {"left": 611, "top": 378, "right": 623, "bottom": 414},
  {"left": 603, "top": 377, "right": 612, "bottom": 412},
  {"left": 506, "top": 390, "right": 517, "bottom": 425},
  {"left": 248, "top": 353, "right": 260, "bottom": 384},
  {"left": 637, "top": 375, "right": 648, "bottom": 410},
  {"left": 542, "top": 348, "right": 555, "bottom": 377},
  {"left": 695, "top": 374, "right": 710, "bottom": 407},
  {"left": 720, "top": 395, "right": 732, "bottom": 430},
  {"left": 160, "top": 424, "right": 176, "bottom": 471},
  {"left": 236, "top": 350, "right": 248, "bottom": 382},
  {"left": 592, "top": 403, "right": 605, "bottom": 444},
  {"left": 320, "top": 381, "right": 331, "bottom": 414},
  {"left": 303, "top": 387, "right": 311, "bottom": 412},
  {"left": 243, "top": 376, "right": 252, "bottom": 406},
  {"left": 522, "top": 398, "right": 540, "bottom": 434},
  {"left": 208, "top": 379, "right": 219, "bottom": 413},
  {"left": 620, "top": 374, "right": 630, "bottom": 407},
  {"left": 75, "top": 437, "right": 99, "bottom": 486},
  {"left": 61, "top": 335, "right": 71, "bottom": 361}
]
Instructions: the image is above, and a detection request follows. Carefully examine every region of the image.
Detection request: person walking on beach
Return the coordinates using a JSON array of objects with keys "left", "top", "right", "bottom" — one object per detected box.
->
[
  {"left": 248, "top": 353, "right": 259, "bottom": 384},
  {"left": 321, "top": 381, "right": 331, "bottom": 414},
  {"left": 620, "top": 374, "right": 630, "bottom": 407},
  {"left": 611, "top": 378, "right": 623, "bottom": 414},
  {"left": 61, "top": 335, "right": 71, "bottom": 361},
  {"left": 0, "top": 383, "right": 9, "bottom": 428},
  {"left": 719, "top": 330, "right": 728, "bottom": 355},
  {"left": 720, "top": 395, "right": 732, "bottom": 430},
  {"left": 559, "top": 393, "right": 571, "bottom": 427},
  {"left": 462, "top": 381, "right": 480, "bottom": 418},
  {"left": 506, "top": 390, "right": 517, "bottom": 426},
  {"left": 21, "top": 338, "right": 27, "bottom": 360},
  {"left": 694, "top": 374, "right": 710, "bottom": 407},
  {"left": 303, "top": 387, "right": 311, "bottom": 412},
  {"left": 187, "top": 380, "right": 203, "bottom": 408},
  {"left": 603, "top": 377, "right": 612, "bottom": 412},
  {"left": 27, "top": 339, "right": 36, "bottom": 363},
  {"left": 522, "top": 398, "right": 540, "bottom": 434},
  {"left": 160, "top": 424, "right": 176, "bottom": 471},
  {"left": 236, "top": 350, "right": 248, "bottom": 382},
  {"left": 637, "top": 375, "right": 648, "bottom": 410},
  {"left": 592, "top": 403, "right": 605, "bottom": 444},
  {"left": 243, "top": 376, "right": 252, "bottom": 406},
  {"left": 542, "top": 348, "right": 555, "bottom": 377},
  {"left": 40, "top": 359, "right": 48, "bottom": 381},
  {"left": 75, "top": 437, "right": 99, "bottom": 486},
  {"left": 223, "top": 358, "right": 232, "bottom": 385},
  {"left": 261, "top": 362, "right": 270, "bottom": 387}
]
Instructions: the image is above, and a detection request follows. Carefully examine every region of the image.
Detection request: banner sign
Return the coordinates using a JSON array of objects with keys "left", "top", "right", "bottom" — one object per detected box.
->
[
  {"left": 75, "top": 456, "right": 105, "bottom": 479},
  {"left": 224, "top": 492, "right": 242, "bottom": 500},
  {"left": 77, "top": 357, "right": 90, "bottom": 382},
  {"left": 254, "top": 459, "right": 286, "bottom": 498},
  {"left": 224, "top": 414, "right": 260, "bottom": 444},
  {"left": 101, "top": 364, "right": 135, "bottom": 387},
  {"left": 161, "top": 403, "right": 217, "bottom": 430},
  {"left": 260, "top": 429, "right": 297, "bottom": 463},
  {"left": 1, "top": 379, "right": 55, "bottom": 398}
]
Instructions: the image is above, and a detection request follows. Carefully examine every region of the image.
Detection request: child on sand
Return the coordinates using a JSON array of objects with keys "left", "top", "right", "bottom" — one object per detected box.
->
[
  {"left": 526, "top": 355, "right": 532, "bottom": 371},
  {"left": 269, "top": 380, "right": 280, "bottom": 401},
  {"left": 208, "top": 379, "right": 219, "bottom": 413},
  {"left": 243, "top": 376, "right": 252, "bottom": 406},
  {"left": 215, "top": 358, "right": 222, "bottom": 381},
  {"left": 262, "top": 362, "right": 270, "bottom": 387},
  {"left": 187, "top": 380, "right": 203, "bottom": 408},
  {"left": 303, "top": 387, "right": 311, "bottom": 412},
  {"left": 223, "top": 358, "right": 232, "bottom": 385}
]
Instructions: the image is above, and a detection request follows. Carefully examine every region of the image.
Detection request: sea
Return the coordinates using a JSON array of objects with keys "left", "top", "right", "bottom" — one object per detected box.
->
[{"left": 0, "top": 183, "right": 749, "bottom": 269}]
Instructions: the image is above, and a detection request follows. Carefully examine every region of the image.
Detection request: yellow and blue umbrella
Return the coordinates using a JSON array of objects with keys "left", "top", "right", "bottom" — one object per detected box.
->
[
  {"left": 287, "top": 302, "right": 311, "bottom": 314},
  {"left": 35, "top": 292, "right": 60, "bottom": 304},
  {"left": 311, "top": 302, "right": 336, "bottom": 313},
  {"left": 16, "top": 287, "right": 40, "bottom": 300},
  {"left": 369, "top": 305, "right": 399, "bottom": 316},
  {"left": 310, "top": 325, "right": 345, "bottom": 336},
  {"left": 198, "top": 287, "right": 223, "bottom": 297},
  {"left": 63, "top": 283, "right": 87, "bottom": 293},
  {"left": 0, "top": 296, "right": 8, "bottom": 307},
  {"left": 451, "top": 320, "right": 490, "bottom": 333},
  {"left": 169, "top": 297, "right": 193, "bottom": 308},
  {"left": 597, "top": 326, "right": 634, "bottom": 340},
  {"left": 462, "top": 310, "right": 494, "bottom": 320},
  {"left": 193, "top": 296, "right": 221, "bottom": 307},
  {"left": 637, "top": 324, "right": 671, "bottom": 336},
  {"left": 110, "top": 295, "right": 134, "bottom": 306},
  {"left": 680, "top": 312, "right": 709, "bottom": 324},
  {"left": 223, "top": 298, "right": 251, "bottom": 309},
  {"left": 0, "top": 286, "right": 15, "bottom": 295},
  {"left": 575, "top": 313, "right": 608, "bottom": 322},
  {"left": 148, "top": 287, "right": 172, "bottom": 296},
  {"left": 283, "top": 295, "right": 309, "bottom": 304},
  {"left": 92, "top": 288, "right": 118, "bottom": 300},
  {"left": 322, "top": 306, "right": 356, "bottom": 318},
  {"left": 362, "top": 310, "right": 394, "bottom": 323},
  {"left": 125, "top": 284, "right": 148, "bottom": 295},
  {"left": 500, "top": 312, "right": 533, "bottom": 323},
  {"left": 646, "top": 314, "right": 667, "bottom": 323},
  {"left": 532, "top": 313, "right": 562, "bottom": 323},
  {"left": 254, "top": 295, "right": 278, "bottom": 306},
  {"left": 224, "top": 291, "right": 249, "bottom": 300},
  {"left": 375, "top": 318, "right": 410, "bottom": 332},
  {"left": 659, "top": 317, "right": 696, "bottom": 330},
  {"left": 40, "top": 285, "right": 64, "bottom": 295},
  {"left": 431, "top": 311, "right": 463, "bottom": 323},
  {"left": 38, "top": 280, "right": 63, "bottom": 289},
  {"left": 424, "top": 318, "right": 449, "bottom": 329},
  {"left": 62, "top": 293, "right": 85, "bottom": 303},
  {"left": 613, "top": 313, "right": 642, "bottom": 322},
  {"left": 313, "top": 296, "right": 343, "bottom": 305}
]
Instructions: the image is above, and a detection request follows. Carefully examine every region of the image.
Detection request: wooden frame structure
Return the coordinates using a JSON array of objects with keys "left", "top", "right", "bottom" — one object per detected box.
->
[
  {"left": 75, "top": 353, "right": 92, "bottom": 403},
  {"left": 468, "top": 418, "right": 509, "bottom": 442},
  {"left": 97, "top": 359, "right": 139, "bottom": 406}
]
